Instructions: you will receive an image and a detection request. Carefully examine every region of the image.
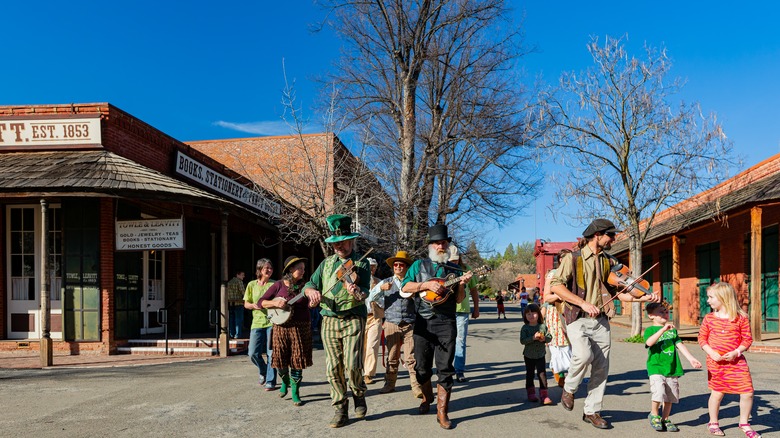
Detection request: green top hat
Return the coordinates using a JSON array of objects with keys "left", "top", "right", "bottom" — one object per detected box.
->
[{"left": 324, "top": 214, "right": 361, "bottom": 243}]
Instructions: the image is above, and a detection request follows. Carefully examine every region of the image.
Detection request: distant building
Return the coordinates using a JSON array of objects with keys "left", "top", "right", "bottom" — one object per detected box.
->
[{"left": 533, "top": 239, "right": 577, "bottom": 293}]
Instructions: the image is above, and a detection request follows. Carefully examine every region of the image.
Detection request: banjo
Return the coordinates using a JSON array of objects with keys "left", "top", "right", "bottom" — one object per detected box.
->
[{"left": 267, "top": 288, "right": 307, "bottom": 325}]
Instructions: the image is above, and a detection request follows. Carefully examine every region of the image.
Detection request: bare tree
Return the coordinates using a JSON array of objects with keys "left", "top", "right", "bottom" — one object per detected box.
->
[
  {"left": 320, "top": 0, "right": 541, "bottom": 252},
  {"left": 539, "top": 35, "right": 736, "bottom": 335},
  {"left": 198, "top": 75, "right": 395, "bottom": 257}
]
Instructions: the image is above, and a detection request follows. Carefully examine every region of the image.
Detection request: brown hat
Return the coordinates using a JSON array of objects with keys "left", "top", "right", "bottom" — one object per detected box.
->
[
  {"left": 282, "top": 256, "right": 307, "bottom": 274},
  {"left": 386, "top": 250, "right": 413, "bottom": 268},
  {"left": 582, "top": 218, "right": 620, "bottom": 238}
]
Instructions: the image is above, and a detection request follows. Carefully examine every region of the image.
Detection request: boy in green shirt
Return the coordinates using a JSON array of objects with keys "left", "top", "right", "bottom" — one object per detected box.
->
[{"left": 644, "top": 302, "right": 702, "bottom": 432}]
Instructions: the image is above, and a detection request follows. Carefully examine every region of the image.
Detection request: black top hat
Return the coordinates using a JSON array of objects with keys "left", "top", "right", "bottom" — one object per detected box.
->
[
  {"left": 582, "top": 218, "right": 620, "bottom": 237},
  {"left": 427, "top": 223, "right": 452, "bottom": 243}
]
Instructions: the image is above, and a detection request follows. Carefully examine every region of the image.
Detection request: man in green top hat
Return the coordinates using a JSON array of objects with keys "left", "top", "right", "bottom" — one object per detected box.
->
[{"left": 304, "top": 214, "right": 371, "bottom": 428}]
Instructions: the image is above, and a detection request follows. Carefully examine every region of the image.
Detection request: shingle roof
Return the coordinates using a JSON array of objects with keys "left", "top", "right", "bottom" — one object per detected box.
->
[
  {"left": 0, "top": 150, "right": 233, "bottom": 209},
  {"left": 611, "top": 170, "right": 780, "bottom": 253}
]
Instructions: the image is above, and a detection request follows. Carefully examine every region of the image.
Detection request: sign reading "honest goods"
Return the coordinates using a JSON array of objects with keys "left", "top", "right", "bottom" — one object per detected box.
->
[{"left": 115, "top": 218, "right": 185, "bottom": 251}]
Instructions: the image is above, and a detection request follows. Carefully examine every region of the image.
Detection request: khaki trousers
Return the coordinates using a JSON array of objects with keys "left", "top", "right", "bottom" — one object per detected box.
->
[
  {"left": 383, "top": 321, "right": 417, "bottom": 380},
  {"left": 363, "top": 313, "right": 383, "bottom": 377},
  {"left": 563, "top": 315, "right": 611, "bottom": 415}
]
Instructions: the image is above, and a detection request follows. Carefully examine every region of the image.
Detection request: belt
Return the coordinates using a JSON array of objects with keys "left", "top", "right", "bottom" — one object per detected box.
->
[{"left": 578, "top": 310, "right": 607, "bottom": 319}]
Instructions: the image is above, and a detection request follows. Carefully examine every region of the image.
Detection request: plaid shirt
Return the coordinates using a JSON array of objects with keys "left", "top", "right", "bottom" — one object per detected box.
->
[{"left": 227, "top": 276, "right": 245, "bottom": 305}]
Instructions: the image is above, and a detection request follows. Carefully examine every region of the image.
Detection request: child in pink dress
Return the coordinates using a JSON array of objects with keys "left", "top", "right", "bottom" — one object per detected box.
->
[{"left": 698, "top": 282, "right": 761, "bottom": 438}]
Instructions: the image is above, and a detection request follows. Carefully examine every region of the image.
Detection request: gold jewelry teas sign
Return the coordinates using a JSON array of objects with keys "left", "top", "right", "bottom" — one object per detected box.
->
[
  {"left": 116, "top": 218, "right": 184, "bottom": 251},
  {"left": 0, "top": 116, "right": 102, "bottom": 149}
]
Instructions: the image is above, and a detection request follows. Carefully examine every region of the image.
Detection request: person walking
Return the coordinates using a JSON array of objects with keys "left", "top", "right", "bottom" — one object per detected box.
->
[
  {"left": 698, "top": 282, "right": 761, "bottom": 438},
  {"left": 367, "top": 250, "right": 422, "bottom": 397},
  {"left": 363, "top": 258, "right": 383, "bottom": 385},
  {"left": 644, "top": 302, "right": 702, "bottom": 432},
  {"left": 261, "top": 256, "right": 313, "bottom": 406},
  {"left": 303, "top": 214, "right": 371, "bottom": 428},
  {"left": 227, "top": 270, "right": 246, "bottom": 338},
  {"left": 520, "top": 303, "right": 553, "bottom": 405},
  {"left": 549, "top": 218, "right": 659, "bottom": 429},
  {"left": 401, "top": 223, "right": 473, "bottom": 429},
  {"left": 450, "top": 246, "right": 480, "bottom": 383},
  {"left": 244, "top": 259, "right": 276, "bottom": 390}
]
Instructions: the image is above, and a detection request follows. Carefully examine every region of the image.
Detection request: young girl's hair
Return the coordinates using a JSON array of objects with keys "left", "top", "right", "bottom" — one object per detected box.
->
[
  {"left": 707, "top": 282, "right": 747, "bottom": 321},
  {"left": 523, "top": 303, "right": 543, "bottom": 324}
]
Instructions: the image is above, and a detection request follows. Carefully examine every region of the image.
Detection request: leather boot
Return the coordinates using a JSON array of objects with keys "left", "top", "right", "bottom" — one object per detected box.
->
[
  {"left": 329, "top": 399, "right": 349, "bottom": 428},
  {"left": 436, "top": 384, "right": 452, "bottom": 429},
  {"left": 419, "top": 380, "right": 434, "bottom": 414},
  {"left": 353, "top": 395, "right": 367, "bottom": 419},
  {"left": 410, "top": 374, "right": 423, "bottom": 399},
  {"left": 540, "top": 388, "right": 553, "bottom": 405},
  {"left": 526, "top": 386, "right": 538, "bottom": 402},
  {"left": 379, "top": 372, "right": 397, "bottom": 394}
]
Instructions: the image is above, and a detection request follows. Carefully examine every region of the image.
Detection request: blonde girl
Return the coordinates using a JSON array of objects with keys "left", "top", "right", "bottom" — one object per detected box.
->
[{"left": 698, "top": 282, "right": 760, "bottom": 438}]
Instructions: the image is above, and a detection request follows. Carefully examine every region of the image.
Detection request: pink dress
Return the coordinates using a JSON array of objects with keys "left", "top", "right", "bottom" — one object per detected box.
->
[{"left": 698, "top": 313, "right": 754, "bottom": 394}]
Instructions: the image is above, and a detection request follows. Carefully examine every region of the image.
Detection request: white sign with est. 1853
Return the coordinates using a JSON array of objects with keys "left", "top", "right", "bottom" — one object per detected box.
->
[
  {"left": 115, "top": 218, "right": 185, "bottom": 251},
  {"left": 0, "top": 117, "right": 102, "bottom": 147}
]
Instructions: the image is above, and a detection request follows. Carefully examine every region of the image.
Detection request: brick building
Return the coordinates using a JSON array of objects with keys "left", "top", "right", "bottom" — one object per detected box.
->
[
  {"left": 611, "top": 154, "right": 780, "bottom": 339},
  {"left": 188, "top": 133, "right": 391, "bottom": 249},
  {"left": 0, "top": 103, "right": 309, "bottom": 356}
]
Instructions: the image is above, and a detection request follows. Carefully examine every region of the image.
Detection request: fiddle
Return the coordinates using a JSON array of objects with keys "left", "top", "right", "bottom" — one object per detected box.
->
[
  {"left": 607, "top": 263, "right": 653, "bottom": 298},
  {"left": 327, "top": 247, "right": 374, "bottom": 300},
  {"left": 604, "top": 260, "right": 671, "bottom": 309}
]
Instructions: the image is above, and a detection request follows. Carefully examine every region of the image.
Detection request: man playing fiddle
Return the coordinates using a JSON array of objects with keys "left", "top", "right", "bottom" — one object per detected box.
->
[
  {"left": 401, "top": 223, "right": 473, "bottom": 429},
  {"left": 549, "top": 218, "right": 660, "bottom": 429},
  {"left": 303, "top": 214, "right": 371, "bottom": 428}
]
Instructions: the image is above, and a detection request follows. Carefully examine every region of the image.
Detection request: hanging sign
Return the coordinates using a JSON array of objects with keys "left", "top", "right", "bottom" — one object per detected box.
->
[{"left": 115, "top": 218, "right": 185, "bottom": 251}]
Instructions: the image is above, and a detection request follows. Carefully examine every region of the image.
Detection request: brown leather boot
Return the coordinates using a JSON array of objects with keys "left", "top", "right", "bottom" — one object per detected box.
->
[
  {"left": 379, "top": 372, "right": 397, "bottom": 394},
  {"left": 418, "top": 380, "right": 434, "bottom": 414},
  {"left": 436, "top": 384, "right": 452, "bottom": 429},
  {"left": 410, "top": 374, "right": 423, "bottom": 399}
]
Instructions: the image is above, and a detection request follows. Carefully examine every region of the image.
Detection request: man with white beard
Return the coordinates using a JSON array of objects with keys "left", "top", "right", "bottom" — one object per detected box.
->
[{"left": 402, "top": 223, "right": 473, "bottom": 430}]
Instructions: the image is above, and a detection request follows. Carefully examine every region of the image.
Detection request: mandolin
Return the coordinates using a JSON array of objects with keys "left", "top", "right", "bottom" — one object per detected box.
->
[{"left": 401, "top": 265, "right": 491, "bottom": 305}]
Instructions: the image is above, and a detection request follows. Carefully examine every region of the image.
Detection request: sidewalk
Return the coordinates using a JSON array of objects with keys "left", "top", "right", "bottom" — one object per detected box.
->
[
  {"left": 0, "top": 350, "right": 220, "bottom": 370},
  {"left": 609, "top": 312, "right": 780, "bottom": 354}
]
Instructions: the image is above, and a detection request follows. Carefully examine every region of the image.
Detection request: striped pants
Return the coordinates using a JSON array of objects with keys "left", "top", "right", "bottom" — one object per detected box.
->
[{"left": 321, "top": 315, "right": 367, "bottom": 405}]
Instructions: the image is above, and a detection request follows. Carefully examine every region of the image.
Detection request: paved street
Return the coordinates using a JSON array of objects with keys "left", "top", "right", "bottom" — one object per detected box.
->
[{"left": 1, "top": 302, "right": 778, "bottom": 437}]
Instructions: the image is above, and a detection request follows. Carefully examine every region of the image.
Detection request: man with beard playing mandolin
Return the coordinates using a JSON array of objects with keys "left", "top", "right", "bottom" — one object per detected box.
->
[{"left": 401, "top": 223, "right": 473, "bottom": 429}]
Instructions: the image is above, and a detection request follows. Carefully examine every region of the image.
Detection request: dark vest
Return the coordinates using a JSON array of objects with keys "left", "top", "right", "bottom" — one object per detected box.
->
[{"left": 561, "top": 250, "right": 614, "bottom": 325}]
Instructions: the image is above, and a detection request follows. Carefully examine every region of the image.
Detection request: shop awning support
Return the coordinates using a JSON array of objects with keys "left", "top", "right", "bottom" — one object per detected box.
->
[{"left": 40, "top": 198, "right": 53, "bottom": 367}]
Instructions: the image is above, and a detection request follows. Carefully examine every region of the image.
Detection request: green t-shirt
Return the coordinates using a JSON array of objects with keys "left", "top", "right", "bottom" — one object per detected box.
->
[
  {"left": 243, "top": 279, "right": 275, "bottom": 329},
  {"left": 643, "top": 325, "right": 684, "bottom": 377},
  {"left": 455, "top": 275, "right": 478, "bottom": 314}
]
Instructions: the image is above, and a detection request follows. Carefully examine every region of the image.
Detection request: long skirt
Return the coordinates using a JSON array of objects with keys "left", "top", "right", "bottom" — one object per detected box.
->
[{"left": 272, "top": 318, "right": 313, "bottom": 370}]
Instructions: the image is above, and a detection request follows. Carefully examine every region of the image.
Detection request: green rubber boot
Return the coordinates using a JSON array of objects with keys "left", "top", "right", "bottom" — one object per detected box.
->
[
  {"left": 279, "top": 374, "right": 290, "bottom": 398},
  {"left": 291, "top": 378, "right": 302, "bottom": 406}
]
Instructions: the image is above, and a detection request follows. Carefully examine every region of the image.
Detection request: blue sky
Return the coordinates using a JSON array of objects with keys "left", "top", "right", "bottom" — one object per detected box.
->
[{"left": 4, "top": 1, "right": 779, "bottom": 252}]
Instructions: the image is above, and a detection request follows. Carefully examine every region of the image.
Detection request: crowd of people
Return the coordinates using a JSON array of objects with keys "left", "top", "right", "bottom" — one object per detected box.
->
[{"left": 231, "top": 215, "right": 761, "bottom": 436}]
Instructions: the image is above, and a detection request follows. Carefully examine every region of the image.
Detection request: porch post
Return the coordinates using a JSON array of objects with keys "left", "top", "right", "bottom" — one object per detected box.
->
[
  {"left": 40, "top": 199, "right": 53, "bottom": 367},
  {"left": 219, "top": 212, "right": 229, "bottom": 357},
  {"left": 750, "top": 207, "right": 762, "bottom": 341},
  {"left": 672, "top": 235, "right": 681, "bottom": 329}
]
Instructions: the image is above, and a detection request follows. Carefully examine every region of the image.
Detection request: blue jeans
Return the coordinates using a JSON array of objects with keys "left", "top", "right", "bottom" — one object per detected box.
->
[
  {"left": 249, "top": 327, "right": 275, "bottom": 385},
  {"left": 229, "top": 305, "right": 244, "bottom": 338},
  {"left": 454, "top": 313, "right": 469, "bottom": 374}
]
